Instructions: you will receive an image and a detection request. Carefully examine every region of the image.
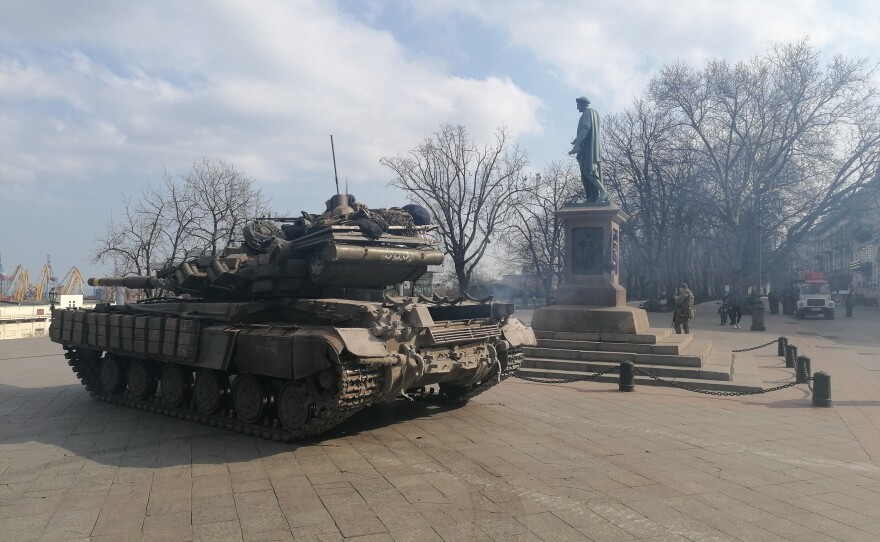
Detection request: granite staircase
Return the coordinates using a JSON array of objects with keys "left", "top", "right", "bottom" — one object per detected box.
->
[{"left": 520, "top": 328, "right": 764, "bottom": 392}]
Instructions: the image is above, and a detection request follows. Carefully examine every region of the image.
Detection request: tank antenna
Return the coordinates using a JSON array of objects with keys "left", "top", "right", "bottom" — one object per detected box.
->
[{"left": 330, "top": 135, "right": 340, "bottom": 194}]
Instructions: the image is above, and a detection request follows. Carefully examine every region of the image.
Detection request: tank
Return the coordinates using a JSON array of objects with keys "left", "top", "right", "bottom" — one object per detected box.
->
[{"left": 50, "top": 195, "right": 536, "bottom": 441}]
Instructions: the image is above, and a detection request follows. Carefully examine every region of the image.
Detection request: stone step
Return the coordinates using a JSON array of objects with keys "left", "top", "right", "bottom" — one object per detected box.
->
[
  {"left": 537, "top": 333, "right": 694, "bottom": 355},
  {"left": 523, "top": 340, "right": 713, "bottom": 368},
  {"left": 533, "top": 327, "right": 673, "bottom": 344},
  {"left": 522, "top": 357, "right": 732, "bottom": 381}
]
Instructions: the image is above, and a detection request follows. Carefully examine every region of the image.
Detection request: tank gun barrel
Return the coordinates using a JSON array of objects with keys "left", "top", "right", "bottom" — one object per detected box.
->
[{"left": 88, "top": 276, "right": 165, "bottom": 289}]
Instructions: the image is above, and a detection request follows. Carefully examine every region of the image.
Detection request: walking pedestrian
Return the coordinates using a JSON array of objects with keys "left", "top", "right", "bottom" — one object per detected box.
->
[{"left": 725, "top": 286, "right": 744, "bottom": 329}]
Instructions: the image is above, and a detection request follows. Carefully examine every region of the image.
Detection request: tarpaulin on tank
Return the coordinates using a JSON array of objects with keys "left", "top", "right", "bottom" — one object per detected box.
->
[{"left": 501, "top": 319, "right": 537, "bottom": 347}]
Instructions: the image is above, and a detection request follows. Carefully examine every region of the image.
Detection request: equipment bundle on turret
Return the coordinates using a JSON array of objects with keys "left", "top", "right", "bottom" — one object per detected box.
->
[{"left": 51, "top": 195, "right": 535, "bottom": 441}]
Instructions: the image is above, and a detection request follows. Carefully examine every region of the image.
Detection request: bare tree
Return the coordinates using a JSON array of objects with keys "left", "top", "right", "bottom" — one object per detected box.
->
[
  {"left": 381, "top": 124, "right": 529, "bottom": 293},
  {"left": 94, "top": 192, "right": 165, "bottom": 278},
  {"left": 650, "top": 39, "right": 880, "bottom": 287},
  {"left": 501, "top": 161, "right": 582, "bottom": 304},
  {"left": 603, "top": 96, "right": 728, "bottom": 303},
  {"left": 94, "top": 158, "right": 271, "bottom": 279},
  {"left": 185, "top": 158, "right": 270, "bottom": 256}
]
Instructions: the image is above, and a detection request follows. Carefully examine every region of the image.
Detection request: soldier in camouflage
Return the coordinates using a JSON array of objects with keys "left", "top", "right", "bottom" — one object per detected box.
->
[{"left": 673, "top": 283, "right": 695, "bottom": 334}]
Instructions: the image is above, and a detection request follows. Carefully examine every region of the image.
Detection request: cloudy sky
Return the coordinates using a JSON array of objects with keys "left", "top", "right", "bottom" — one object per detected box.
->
[{"left": 1, "top": 0, "right": 879, "bottom": 285}]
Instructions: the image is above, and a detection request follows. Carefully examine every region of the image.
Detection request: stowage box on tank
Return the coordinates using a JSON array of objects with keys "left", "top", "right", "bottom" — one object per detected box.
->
[{"left": 51, "top": 195, "right": 536, "bottom": 440}]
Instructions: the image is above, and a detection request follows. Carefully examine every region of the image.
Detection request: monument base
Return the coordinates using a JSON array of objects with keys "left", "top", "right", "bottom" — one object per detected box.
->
[
  {"left": 555, "top": 283, "right": 626, "bottom": 306},
  {"left": 531, "top": 304, "right": 650, "bottom": 335}
]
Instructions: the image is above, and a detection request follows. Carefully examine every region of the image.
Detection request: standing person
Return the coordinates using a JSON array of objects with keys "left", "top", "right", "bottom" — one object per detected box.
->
[
  {"left": 569, "top": 97, "right": 609, "bottom": 203},
  {"left": 845, "top": 291, "right": 855, "bottom": 318},
  {"left": 767, "top": 290, "right": 779, "bottom": 314},
  {"left": 673, "top": 283, "right": 695, "bottom": 334},
  {"left": 725, "top": 286, "right": 744, "bottom": 328},
  {"left": 718, "top": 300, "right": 729, "bottom": 325}
]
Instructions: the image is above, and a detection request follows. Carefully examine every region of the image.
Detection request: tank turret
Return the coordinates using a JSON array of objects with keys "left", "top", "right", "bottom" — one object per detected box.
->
[{"left": 51, "top": 195, "right": 536, "bottom": 441}]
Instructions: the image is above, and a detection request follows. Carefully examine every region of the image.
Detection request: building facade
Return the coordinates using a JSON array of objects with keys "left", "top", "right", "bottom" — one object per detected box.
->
[{"left": 790, "top": 213, "right": 879, "bottom": 306}]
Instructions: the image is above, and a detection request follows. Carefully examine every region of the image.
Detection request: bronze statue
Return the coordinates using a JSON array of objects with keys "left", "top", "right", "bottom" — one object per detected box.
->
[{"left": 569, "top": 97, "right": 608, "bottom": 203}]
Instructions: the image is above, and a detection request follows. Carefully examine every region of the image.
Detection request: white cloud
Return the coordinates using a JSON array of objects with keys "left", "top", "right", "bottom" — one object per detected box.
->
[
  {"left": 0, "top": 0, "right": 543, "bottom": 199},
  {"left": 412, "top": 0, "right": 880, "bottom": 109}
]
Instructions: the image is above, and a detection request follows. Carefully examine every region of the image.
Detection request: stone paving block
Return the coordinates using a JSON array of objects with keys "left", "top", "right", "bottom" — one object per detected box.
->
[
  {"left": 91, "top": 501, "right": 147, "bottom": 536},
  {"left": 193, "top": 505, "right": 238, "bottom": 525},
  {"left": 432, "top": 522, "right": 494, "bottom": 542},
  {"left": 42, "top": 508, "right": 100, "bottom": 539},
  {"left": 389, "top": 527, "right": 443, "bottom": 542},
  {"left": 194, "top": 492, "right": 236, "bottom": 511},
  {"left": 147, "top": 493, "right": 192, "bottom": 516},
  {"left": 334, "top": 515, "right": 388, "bottom": 538},
  {"left": 142, "top": 511, "right": 193, "bottom": 542},
  {"left": 234, "top": 478, "right": 274, "bottom": 494},
  {"left": 193, "top": 520, "right": 244, "bottom": 542},
  {"left": 280, "top": 498, "right": 335, "bottom": 528},
  {"left": 239, "top": 512, "right": 290, "bottom": 535},
  {"left": 0, "top": 513, "right": 53, "bottom": 542},
  {"left": 287, "top": 522, "right": 341, "bottom": 539}
]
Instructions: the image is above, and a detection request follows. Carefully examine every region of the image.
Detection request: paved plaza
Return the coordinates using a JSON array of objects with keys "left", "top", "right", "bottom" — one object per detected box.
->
[{"left": 1, "top": 305, "right": 880, "bottom": 541}]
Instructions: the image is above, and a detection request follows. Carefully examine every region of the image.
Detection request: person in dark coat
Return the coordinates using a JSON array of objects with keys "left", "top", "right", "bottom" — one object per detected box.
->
[
  {"left": 845, "top": 292, "right": 855, "bottom": 318},
  {"left": 725, "top": 286, "right": 744, "bottom": 329},
  {"left": 767, "top": 290, "right": 779, "bottom": 314}
]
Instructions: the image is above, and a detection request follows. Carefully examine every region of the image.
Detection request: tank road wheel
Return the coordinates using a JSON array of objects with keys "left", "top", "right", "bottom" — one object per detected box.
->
[
  {"left": 277, "top": 381, "right": 312, "bottom": 431},
  {"left": 127, "top": 360, "right": 157, "bottom": 400},
  {"left": 99, "top": 356, "right": 126, "bottom": 394},
  {"left": 233, "top": 375, "right": 268, "bottom": 424},
  {"left": 194, "top": 370, "right": 230, "bottom": 415},
  {"left": 161, "top": 364, "right": 193, "bottom": 408}
]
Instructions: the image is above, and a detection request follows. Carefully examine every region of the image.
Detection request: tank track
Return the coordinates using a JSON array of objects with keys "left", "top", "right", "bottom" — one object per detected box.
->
[{"left": 63, "top": 347, "right": 382, "bottom": 442}]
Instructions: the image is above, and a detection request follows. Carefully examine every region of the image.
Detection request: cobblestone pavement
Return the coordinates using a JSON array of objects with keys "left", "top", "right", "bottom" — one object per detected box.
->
[{"left": 1, "top": 306, "right": 880, "bottom": 541}]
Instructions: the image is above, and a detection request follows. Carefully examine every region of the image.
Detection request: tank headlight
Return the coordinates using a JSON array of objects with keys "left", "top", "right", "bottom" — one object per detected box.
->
[
  {"left": 829, "top": 301, "right": 835, "bottom": 308},
  {"left": 797, "top": 301, "right": 804, "bottom": 307}
]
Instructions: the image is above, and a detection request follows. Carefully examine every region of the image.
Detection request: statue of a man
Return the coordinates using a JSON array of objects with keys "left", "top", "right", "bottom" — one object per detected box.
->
[{"left": 569, "top": 96, "right": 608, "bottom": 203}]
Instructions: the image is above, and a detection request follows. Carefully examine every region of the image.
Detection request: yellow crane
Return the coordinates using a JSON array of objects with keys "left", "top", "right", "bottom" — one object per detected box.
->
[
  {"left": 57, "top": 267, "right": 85, "bottom": 296},
  {"left": 31, "top": 256, "right": 57, "bottom": 301},
  {"left": 4, "top": 266, "right": 30, "bottom": 302}
]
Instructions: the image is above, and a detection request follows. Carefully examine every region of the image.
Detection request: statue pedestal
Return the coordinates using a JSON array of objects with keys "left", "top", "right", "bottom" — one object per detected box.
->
[
  {"left": 522, "top": 202, "right": 760, "bottom": 393},
  {"left": 532, "top": 203, "right": 649, "bottom": 335}
]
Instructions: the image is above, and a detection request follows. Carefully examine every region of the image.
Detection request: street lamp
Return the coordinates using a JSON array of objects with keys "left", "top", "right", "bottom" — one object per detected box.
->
[
  {"left": 48, "top": 287, "right": 58, "bottom": 309},
  {"left": 744, "top": 194, "right": 763, "bottom": 292}
]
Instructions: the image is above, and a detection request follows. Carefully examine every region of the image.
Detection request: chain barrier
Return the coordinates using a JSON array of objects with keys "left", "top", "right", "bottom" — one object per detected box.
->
[
  {"left": 514, "top": 339, "right": 814, "bottom": 397},
  {"left": 732, "top": 338, "right": 780, "bottom": 353},
  {"left": 512, "top": 365, "right": 618, "bottom": 384},
  {"left": 631, "top": 365, "right": 810, "bottom": 396}
]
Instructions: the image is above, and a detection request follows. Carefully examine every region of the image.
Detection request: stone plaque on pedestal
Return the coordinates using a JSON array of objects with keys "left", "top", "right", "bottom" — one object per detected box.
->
[{"left": 532, "top": 203, "right": 650, "bottom": 335}]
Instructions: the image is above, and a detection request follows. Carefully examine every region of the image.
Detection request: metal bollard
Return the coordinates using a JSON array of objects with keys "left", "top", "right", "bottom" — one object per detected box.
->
[
  {"left": 777, "top": 337, "right": 787, "bottom": 357},
  {"left": 796, "top": 355, "right": 810, "bottom": 384},
  {"left": 784, "top": 344, "right": 795, "bottom": 368},
  {"left": 812, "top": 372, "right": 832, "bottom": 407},
  {"left": 619, "top": 361, "right": 634, "bottom": 392}
]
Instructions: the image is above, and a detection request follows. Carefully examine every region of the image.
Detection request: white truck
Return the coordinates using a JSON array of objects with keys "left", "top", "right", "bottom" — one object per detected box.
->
[{"left": 794, "top": 272, "right": 835, "bottom": 320}]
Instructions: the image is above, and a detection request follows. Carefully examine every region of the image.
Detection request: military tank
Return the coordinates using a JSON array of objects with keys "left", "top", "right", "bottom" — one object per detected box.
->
[{"left": 50, "top": 194, "right": 535, "bottom": 441}]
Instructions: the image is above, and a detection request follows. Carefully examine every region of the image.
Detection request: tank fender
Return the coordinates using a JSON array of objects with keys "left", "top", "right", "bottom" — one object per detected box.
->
[
  {"left": 500, "top": 317, "right": 537, "bottom": 347},
  {"left": 194, "top": 326, "right": 239, "bottom": 370},
  {"left": 332, "top": 328, "right": 390, "bottom": 358},
  {"left": 290, "top": 329, "right": 342, "bottom": 379}
]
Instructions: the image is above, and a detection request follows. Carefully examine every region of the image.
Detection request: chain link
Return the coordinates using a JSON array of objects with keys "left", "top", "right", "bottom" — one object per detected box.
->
[
  {"left": 732, "top": 339, "right": 780, "bottom": 352},
  {"left": 632, "top": 366, "right": 807, "bottom": 396},
  {"left": 512, "top": 365, "right": 619, "bottom": 384}
]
